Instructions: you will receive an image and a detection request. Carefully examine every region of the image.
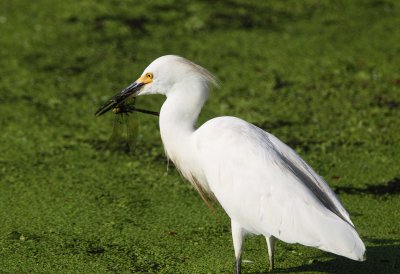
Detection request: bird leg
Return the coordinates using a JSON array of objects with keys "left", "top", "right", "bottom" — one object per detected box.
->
[
  {"left": 266, "top": 236, "right": 276, "bottom": 271},
  {"left": 235, "top": 258, "right": 241, "bottom": 274},
  {"left": 231, "top": 220, "right": 245, "bottom": 274}
]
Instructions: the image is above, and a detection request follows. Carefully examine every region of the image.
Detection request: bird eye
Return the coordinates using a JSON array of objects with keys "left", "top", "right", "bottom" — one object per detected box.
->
[{"left": 145, "top": 73, "right": 153, "bottom": 79}]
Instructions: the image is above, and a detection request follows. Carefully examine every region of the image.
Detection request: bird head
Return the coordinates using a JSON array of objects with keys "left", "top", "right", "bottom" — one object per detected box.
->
[{"left": 95, "top": 55, "right": 216, "bottom": 116}]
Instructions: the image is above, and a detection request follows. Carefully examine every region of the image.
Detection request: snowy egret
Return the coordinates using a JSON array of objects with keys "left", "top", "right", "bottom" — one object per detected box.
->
[{"left": 95, "top": 55, "right": 366, "bottom": 273}]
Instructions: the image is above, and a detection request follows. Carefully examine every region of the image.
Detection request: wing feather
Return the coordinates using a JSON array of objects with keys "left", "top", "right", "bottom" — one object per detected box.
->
[{"left": 266, "top": 134, "right": 353, "bottom": 226}]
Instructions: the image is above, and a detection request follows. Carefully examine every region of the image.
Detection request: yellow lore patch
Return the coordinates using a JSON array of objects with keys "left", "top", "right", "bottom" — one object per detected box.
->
[{"left": 137, "top": 72, "right": 153, "bottom": 84}]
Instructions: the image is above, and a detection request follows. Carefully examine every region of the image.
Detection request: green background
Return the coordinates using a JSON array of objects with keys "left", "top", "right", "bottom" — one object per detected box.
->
[{"left": 0, "top": 0, "right": 399, "bottom": 273}]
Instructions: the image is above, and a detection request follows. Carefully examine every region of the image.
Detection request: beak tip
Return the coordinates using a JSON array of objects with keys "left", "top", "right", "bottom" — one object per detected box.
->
[{"left": 95, "top": 98, "right": 118, "bottom": 117}]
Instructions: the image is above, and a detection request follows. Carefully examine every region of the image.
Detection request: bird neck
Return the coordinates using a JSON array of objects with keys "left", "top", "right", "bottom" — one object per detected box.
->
[
  {"left": 159, "top": 80, "right": 213, "bottom": 201},
  {"left": 160, "top": 80, "right": 208, "bottom": 138},
  {"left": 159, "top": 79, "right": 209, "bottom": 161}
]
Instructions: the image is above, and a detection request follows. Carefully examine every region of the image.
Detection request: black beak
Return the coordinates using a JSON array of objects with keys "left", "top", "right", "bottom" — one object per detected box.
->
[{"left": 95, "top": 82, "right": 145, "bottom": 117}]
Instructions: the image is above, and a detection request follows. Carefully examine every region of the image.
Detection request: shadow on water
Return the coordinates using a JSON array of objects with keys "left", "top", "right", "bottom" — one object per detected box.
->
[
  {"left": 250, "top": 239, "right": 400, "bottom": 274},
  {"left": 334, "top": 177, "right": 400, "bottom": 196}
]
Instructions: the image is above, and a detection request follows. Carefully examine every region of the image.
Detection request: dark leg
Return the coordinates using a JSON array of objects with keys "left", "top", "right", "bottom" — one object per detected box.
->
[
  {"left": 232, "top": 220, "right": 244, "bottom": 274},
  {"left": 235, "top": 257, "right": 241, "bottom": 274}
]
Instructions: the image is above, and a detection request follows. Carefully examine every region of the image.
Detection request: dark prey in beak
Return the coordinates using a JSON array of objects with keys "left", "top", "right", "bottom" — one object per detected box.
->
[{"left": 95, "top": 82, "right": 145, "bottom": 117}]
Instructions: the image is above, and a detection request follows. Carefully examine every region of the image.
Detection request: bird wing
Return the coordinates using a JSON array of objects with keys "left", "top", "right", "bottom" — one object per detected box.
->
[
  {"left": 266, "top": 133, "right": 353, "bottom": 226},
  {"left": 194, "top": 116, "right": 355, "bottom": 244}
]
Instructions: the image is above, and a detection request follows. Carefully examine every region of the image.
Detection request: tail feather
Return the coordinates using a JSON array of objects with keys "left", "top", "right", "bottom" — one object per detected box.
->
[{"left": 316, "top": 215, "right": 366, "bottom": 261}]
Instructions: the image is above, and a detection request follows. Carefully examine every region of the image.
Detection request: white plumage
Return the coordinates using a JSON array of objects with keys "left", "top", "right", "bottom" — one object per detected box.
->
[{"left": 96, "top": 55, "right": 366, "bottom": 273}]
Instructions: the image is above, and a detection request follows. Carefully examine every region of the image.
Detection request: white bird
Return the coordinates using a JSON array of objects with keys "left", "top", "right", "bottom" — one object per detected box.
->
[{"left": 95, "top": 55, "right": 366, "bottom": 273}]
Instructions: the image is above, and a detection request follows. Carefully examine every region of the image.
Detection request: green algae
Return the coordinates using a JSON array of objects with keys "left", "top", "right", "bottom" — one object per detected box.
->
[{"left": 0, "top": 0, "right": 399, "bottom": 273}]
